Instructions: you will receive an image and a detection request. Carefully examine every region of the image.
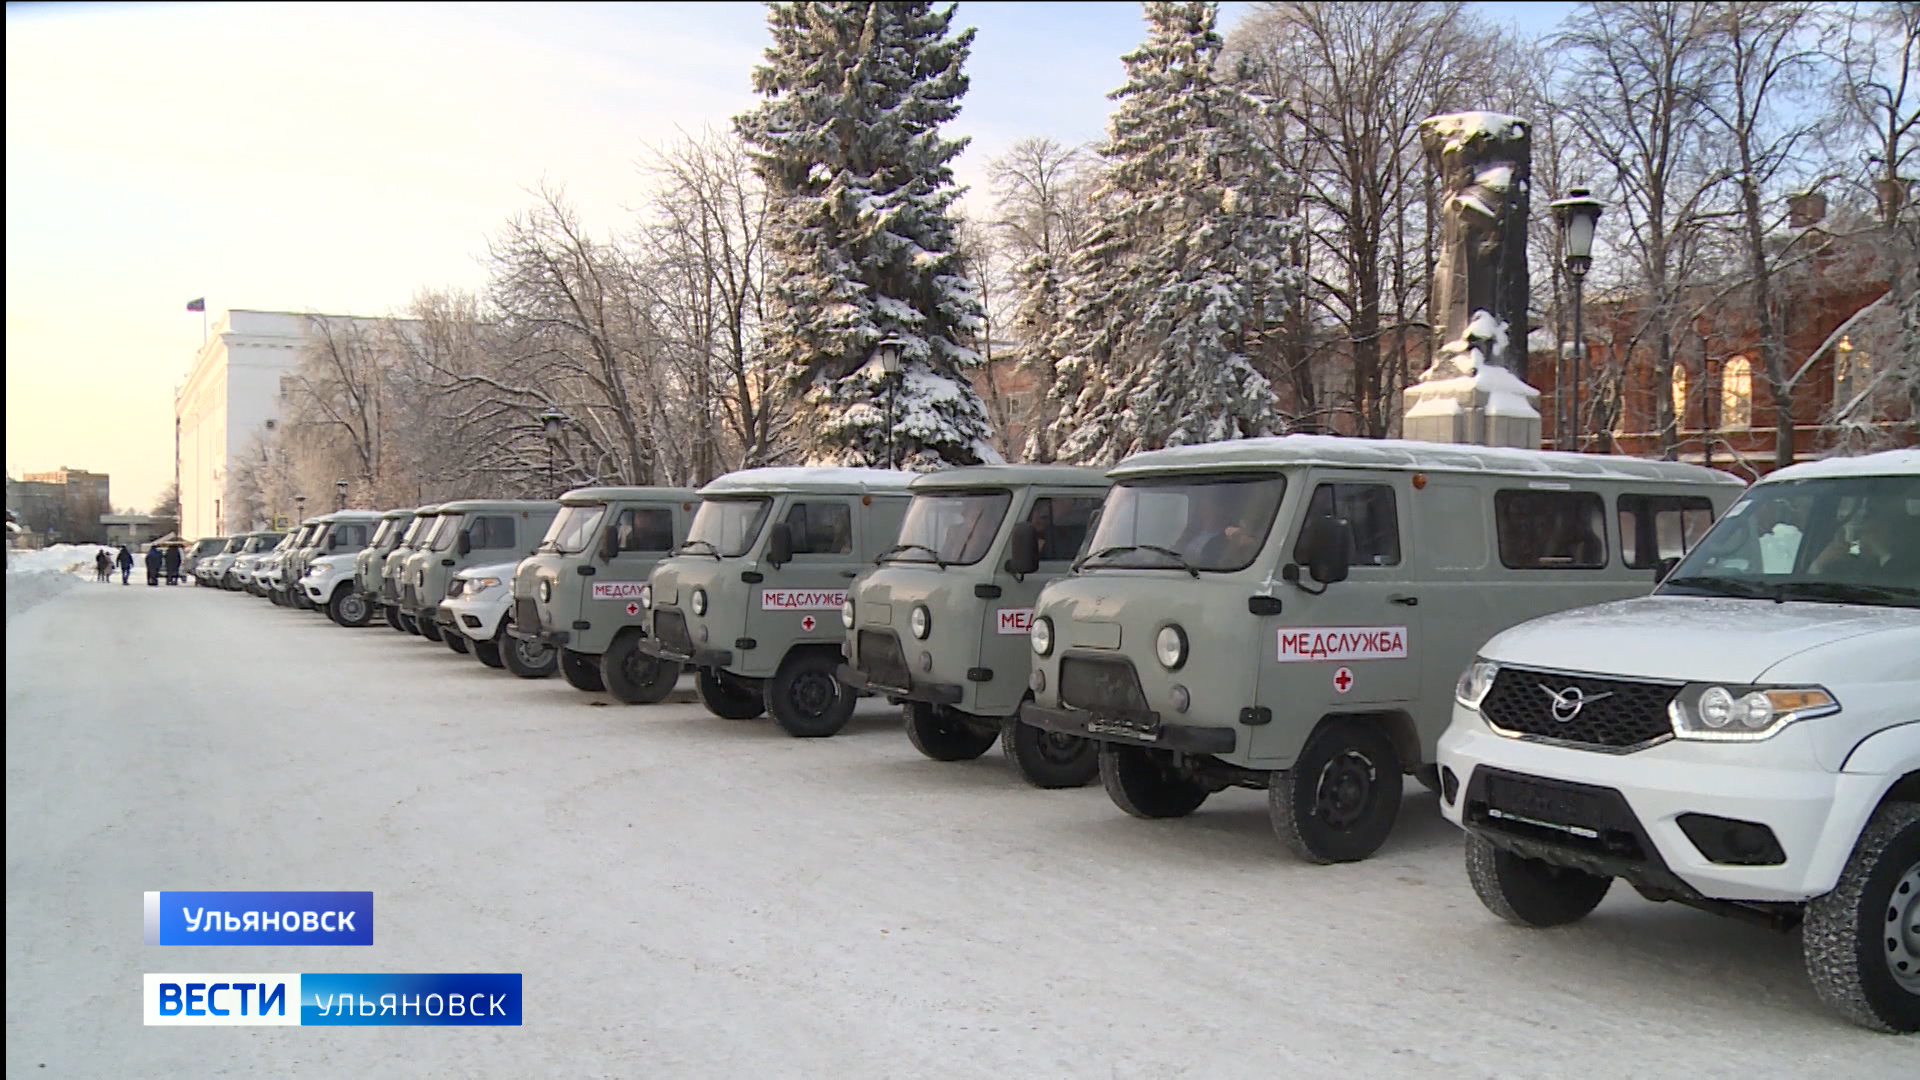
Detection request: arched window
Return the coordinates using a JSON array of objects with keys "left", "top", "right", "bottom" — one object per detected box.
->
[
  {"left": 1721, "top": 356, "right": 1753, "bottom": 429},
  {"left": 1671, "top": 367, "right": 1689, "bottom": 430},
  {"left": 1833, "top": 335, "right": 1871, "bottom": 409}
]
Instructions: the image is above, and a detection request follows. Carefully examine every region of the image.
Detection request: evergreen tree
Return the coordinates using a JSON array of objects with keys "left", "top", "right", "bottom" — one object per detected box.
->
[
  {"left": 1044, "top": 1, "right": 1300, "bottom": 465},
  {"left": 736, "top": 2, "right": 998, "bottom": 468}
]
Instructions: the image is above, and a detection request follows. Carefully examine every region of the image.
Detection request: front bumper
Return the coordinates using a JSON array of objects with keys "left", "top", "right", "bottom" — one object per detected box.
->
[
  {"left": 836, "top": 664, "right": 961, "bottom": 705},
  {"left": 639, "top": 635, "right": 731, "bottom": 669},
  {"left": 1018, "top": 702, "right": 1236, "bottom": 755},
  {"left": 1437, "top": 706, "right": 1885, "bottom": 903}
]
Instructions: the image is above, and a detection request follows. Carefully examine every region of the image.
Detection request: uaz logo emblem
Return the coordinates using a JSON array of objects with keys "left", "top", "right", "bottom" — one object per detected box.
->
[{"left": 1539, "top": 684, "right": 1613, "bottom": 722}]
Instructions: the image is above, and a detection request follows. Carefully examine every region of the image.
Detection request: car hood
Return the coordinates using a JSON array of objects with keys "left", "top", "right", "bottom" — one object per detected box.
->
[
  {"left": 1481, "top": 596, "right": 1919, "bottom": 684},
  {"left": 455, "top": 561, "right": 520, "bottom": 582}
]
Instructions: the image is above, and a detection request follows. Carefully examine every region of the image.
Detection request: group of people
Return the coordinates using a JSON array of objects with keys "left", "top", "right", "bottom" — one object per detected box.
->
[{"left": 93, "top": 543, "right": 181, "bottom": 586}]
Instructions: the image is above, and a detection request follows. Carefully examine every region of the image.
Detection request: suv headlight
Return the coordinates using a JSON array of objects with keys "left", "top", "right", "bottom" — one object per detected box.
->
[
  {"left": 1154, "top": 624, "right": 1187, "bottom": 670},
  {"left": 639, "top": 584, "right": 652, "bottom": 610},
  {"left": 468, "top": 576, "right": 502, "bottom": 591},
  {"left": 1455, "top": 660, "right": 1500, "bottom": 710},
  {"left": 691, "top": 588, "right": 708, "bottom": 616},
  {"left": 1030, "top": 615, "right": 1054, "bottom": 657},
  {"left": 840, "top": 598, "right": 854, "bottom": 629},
  {"left": 910, "top": 604, "right": 931, "bottom": 640},
  {"left": 1669, "top": 684, "right": 1838, "bottom": 742}
]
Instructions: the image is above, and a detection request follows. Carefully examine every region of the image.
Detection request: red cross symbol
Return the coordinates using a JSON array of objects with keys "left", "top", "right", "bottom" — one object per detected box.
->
[
  {"left": 800, "top": 615, "right": 817, "bottom": 632},
  {"left": 1332, "top": 667, "right": 1354, "bottom": 694},
  {"left": 626, "top": 602, "right": 640, "bottom": 616}
]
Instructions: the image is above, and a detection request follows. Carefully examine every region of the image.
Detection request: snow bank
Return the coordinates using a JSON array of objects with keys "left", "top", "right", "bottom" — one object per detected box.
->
[{"left": 5, "top": 543, "right": 112, "bottom": 621}]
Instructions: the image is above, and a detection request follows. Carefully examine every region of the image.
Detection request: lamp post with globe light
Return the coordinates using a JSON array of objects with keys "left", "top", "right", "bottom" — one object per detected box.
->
[
  {"left": 1551, "top": 186, "right": 1603, "bottom": 451},
  {"left": 540, "top": 408, "right": 568, "bottom": 496}
]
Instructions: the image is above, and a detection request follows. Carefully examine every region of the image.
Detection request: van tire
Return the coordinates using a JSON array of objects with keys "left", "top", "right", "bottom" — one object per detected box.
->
[
  {"left": 560, "top": 649, "right": 605, "bottom": 692},
  {"left": 1802, "top": 802, "right": 1920, "bottom": 1033},
  {"left": 1100, "top": 745, "right": 1209, "bottom": 819},
  {"left": 1465, "top": 833, "right": 1613, "bottom": 927},
  {"left": 768, "top": 651, "right": 856, "bottom": 738},
  {"left": 400, "top": 612, "right": 420, "bottom": 635},
  {"left": 603, "top": 634, "right": 680, "bottom": 705},
  {"left": 1269, "top": 718, "right": 1403, "bottom": 863},
  {"left": 444, "top": 631, "right": 469, "bottom": 655},
  {"left": 385, "top": 606, "right": 404, "bottom": 631},
  {"left": 419, "top": 618, "right": 444, "bottom": 642},
  {"left": 1003, "top": 722, "right": 1099, "bottom": 789},
  {"left": 501, "top": 619, "right": 558, "bottom": 680},
  {"left": 697, "top": 669, "right": 765, "bottom": 719},
  {"left": 905, "top": 703, "right": 997, "bottom": 761},
  {"left": 472, "top": 638, "right": 504, "bottom": 668},
  {"left": 331, "top": 588, "right": 372, "bottom": 627}
]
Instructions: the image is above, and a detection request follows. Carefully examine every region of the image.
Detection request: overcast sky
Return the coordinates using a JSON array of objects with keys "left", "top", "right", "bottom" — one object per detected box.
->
[{"left": 4, "top": 1, "right": 1575, "bottom": 511}]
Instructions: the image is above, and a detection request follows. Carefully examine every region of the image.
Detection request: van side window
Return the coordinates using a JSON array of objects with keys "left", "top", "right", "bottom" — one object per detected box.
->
[
  {"left": 469, "top": 515, "right": 517, "bottom": 550},
  {"left": 1028, "top": 497, "right": 1102, "bottom": 563},
  {"left": 1495, "top": 490, "right": 1606, "bottom": 569},
  {"left": 615, "top": 507, "right": 674, "bottom": 553},
  {"left": 1617, "top": 494, "right": 1715, "bottom": 569},
  {"left": 785, "top": 501, "right": 852, "bottom": 555},
  {"left": 1293, "top": 483, "right": 1401, "bottom": 567},
  {"left": 337, "top": 524, "right": 366, "bottom": 548}
]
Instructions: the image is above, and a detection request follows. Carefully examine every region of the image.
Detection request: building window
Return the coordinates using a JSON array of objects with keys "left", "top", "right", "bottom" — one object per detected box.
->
[
  {"left": 1721, "top": 356, "right": 1753, "bottom": 429},
  {"left": 1833, "top": 335, "right": 1870, "bottom": 409},
  {"left": 1671, "top": 367, "right": 1689, "bottom": 430}
]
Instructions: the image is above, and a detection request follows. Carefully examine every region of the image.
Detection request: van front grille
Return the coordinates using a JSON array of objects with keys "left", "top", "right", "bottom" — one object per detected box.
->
[
  {"left": 654, "top": 610, "right": 693, "bottom": 656},
  {"left": 858, "top": 630, "right": 912, "bottom": 690},
  {"left": 1480, "top": 667, "right": 1680, "bottom": 750},
  {"left": 1060, "top": 656, "right": 1153, "bottom": 718}
]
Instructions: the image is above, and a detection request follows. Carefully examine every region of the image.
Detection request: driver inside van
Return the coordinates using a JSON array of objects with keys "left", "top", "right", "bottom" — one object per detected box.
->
[
  {"left": 1181, "top": 487, "right": 1256, "bottom": 567},
  {"left": 938, "top": 501, "right": 993, "bottom": 564}
]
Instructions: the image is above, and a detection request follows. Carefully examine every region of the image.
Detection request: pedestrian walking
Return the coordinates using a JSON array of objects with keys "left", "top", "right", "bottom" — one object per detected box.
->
[
  {"left": 164, "top": 543, "right": 182, "bottom": 585},
  {"left": 144, "top": 544, "right": 162, "bottom": 586},
  {"left": 95, "top": 549, "right": 111, "bottom": 583},
  {"left": 116, "top": 545, "right": 134, "bottom": 585}
]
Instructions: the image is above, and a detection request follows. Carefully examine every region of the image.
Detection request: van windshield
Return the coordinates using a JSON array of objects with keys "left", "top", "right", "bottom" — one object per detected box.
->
[
  {"left": 683, "top": 497, "right": 771, "bottom": 558},
  {"left": 403, "top": 517, "right": 434, "bottom": 548},
  {"left": 429, "top": 513, "right": 466, "bottom": 552},
  {"left": 543, "top": 505, "right": 608, "bottom": 555},
  {"left": 370, "top": 519, "right": 397, "bottom": 548},
  {"left": 224, "top": 538, "right": 247, "bottom": 554},
  {"left": 885, "top": 490, "right": 1011, "bottom": 566},
  {"left": 1082, "top": 474, "right": 1287, "bottom": 574},
  {"left": 1660, "top": 474, "right": 1919, "bottom": 607}
]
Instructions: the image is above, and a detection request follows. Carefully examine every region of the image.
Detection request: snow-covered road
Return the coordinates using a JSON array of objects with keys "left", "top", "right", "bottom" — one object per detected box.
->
[{"left": 5, "top": 581, "right": 1911, "bottom": 1075}]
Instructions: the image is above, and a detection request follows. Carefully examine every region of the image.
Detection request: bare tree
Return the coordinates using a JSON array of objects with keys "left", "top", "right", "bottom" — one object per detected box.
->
[{"left": 287, "top": 315, "right": 386, "bottom": 493}]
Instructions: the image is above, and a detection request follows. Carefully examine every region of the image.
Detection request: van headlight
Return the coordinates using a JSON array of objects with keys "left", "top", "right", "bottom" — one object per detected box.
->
[
  {"left": 1455, "top": 660, "right": 1500, "bottom": 710},
  {"left": 1669, "top": 684, "right": 1838, "bottom": 742},
  {"left": 639, "top": 584, "right": 652, "bottom": 610},
  {"left": 1030, "top": 615, "right": 1054, "bottom": 657},
  {"left": 1154, "top": 624, "right": 1187, "bottom": 670},
  {"left": 691, "top": 588, "right": 707, "bottom": 616},
  {"left": 539, "top": 579, "right": 552, "bottom": 602},
  {"left": 910, "top": 605, "right": 931, "bottom": 640},
  {"left": 840, "top": 599, "right": 855, "bottom": 630}
]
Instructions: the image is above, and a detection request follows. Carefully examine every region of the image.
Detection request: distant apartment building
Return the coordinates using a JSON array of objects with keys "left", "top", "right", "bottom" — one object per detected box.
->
[
  {"left": 5, "top": 468, "right": 111, "bottom": 545},
  {"left": 174, "top": 310, "right": 320, "bottom": 539}
]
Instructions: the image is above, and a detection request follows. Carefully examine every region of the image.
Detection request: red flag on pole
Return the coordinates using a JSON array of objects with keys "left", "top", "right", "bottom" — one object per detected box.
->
[{"left": 185, "top": 298, "right": 205, "bottom": 312}]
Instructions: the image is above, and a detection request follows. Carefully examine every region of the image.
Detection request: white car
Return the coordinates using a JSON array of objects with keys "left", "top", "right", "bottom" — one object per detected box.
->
[
  {"left": 1439, "top": 448, "right": 1919, "bottom": 1032},
  {"left": 303, "top": 552, "right": 373, "bottom": 626},
  {"left": 436, "top": 560, "right": 521, "bottom": 668}
]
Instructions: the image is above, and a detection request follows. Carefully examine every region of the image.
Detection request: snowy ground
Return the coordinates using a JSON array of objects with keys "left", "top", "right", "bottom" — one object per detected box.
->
[{"left": 5, "top": 582, "right": 1912, "bottom": 1075}]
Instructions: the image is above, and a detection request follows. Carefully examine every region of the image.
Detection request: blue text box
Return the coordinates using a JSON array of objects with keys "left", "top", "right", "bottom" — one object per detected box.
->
[
  {"left": 300, "top": 973, "right": 522, "bottom": 1025},
  {"left": 146, "top": 891, "right": 374, "bottom": 945}
]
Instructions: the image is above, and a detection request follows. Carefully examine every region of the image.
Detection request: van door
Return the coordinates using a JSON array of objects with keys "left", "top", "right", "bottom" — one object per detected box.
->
[
  {"left": 760, "top": 498, "right": 859, "bottom": 652},
  {"left": 1410, "top": 479, "right": 1495, "bottom": 745},
  {"left": 1256, "top": 472, "right": 1422, "bottom": 743},
  {"left": 594, "top": 503, "right": 675, "bottom": 631},
  {"left": 974, "top": 491, "right": 1103, "bottom": 715}
]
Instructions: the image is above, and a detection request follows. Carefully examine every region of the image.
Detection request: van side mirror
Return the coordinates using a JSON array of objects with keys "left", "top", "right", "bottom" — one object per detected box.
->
[
  {"left": 765, "top": 522, "right": 793, "bottom": 568},
  {"left": 456, "top": 531, "right": 471, "bottom": 557},
  {"left": 1005, "top": 521, "right": 1040, "bottom": 577},
  {"left": 1655, "top": 556, "right": 1682, "bottom": 582},
  {"left": 1299, "top": 515, "right": 1353, "bottom": 585},
  {"left": 598, "top": 526, "right": 620, "bottom": 563}
]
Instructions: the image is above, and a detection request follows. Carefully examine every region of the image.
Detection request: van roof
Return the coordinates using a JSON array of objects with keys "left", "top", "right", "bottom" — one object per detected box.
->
[
  {"left": 411, "top": 504, "right": 443, "bottom": 516},
  {"left": 559, "top": 486, "right": 701, "bottom": 506},
  {"left": 700, "top": 467, "right": 916, "bottom": 496},
  {"left": 1763, "top": 448, "right": 1920, "bottom": 483},
  {"left": 321, "top": 509, "right": 383, "bottom": 521},
  {"left": 909, "top": 464, "right": 1109, "bottom": 492},
  {"left": 379, "top": 507, "right": 417, "bottom": 520},
  {"left": 1111, "top": 434, "right": 1746, "bottom": 487},
  {"left": 432, "top": 499, "right": 562, "bottom": 512}
]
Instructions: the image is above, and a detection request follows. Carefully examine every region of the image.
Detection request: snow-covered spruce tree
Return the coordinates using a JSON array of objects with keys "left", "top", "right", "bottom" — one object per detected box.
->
[
  {"left": 1043, "top": 1, "right": 1299, "bottom": 465},
  {"left": 735, "top": 2, "right": 998, "bottom": 469}
]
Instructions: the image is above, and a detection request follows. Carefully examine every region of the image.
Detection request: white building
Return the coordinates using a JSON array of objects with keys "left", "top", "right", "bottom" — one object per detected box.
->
[{"left": 174, "top": 310, "right": 311, "bottom": 539}]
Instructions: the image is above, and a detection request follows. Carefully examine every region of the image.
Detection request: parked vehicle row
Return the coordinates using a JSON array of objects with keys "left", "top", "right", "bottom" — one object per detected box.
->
[{"left": 200, "top": 440, "right": 1919, "bottom": 1033}]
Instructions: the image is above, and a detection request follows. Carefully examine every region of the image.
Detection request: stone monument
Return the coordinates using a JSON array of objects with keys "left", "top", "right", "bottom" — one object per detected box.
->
[{"left": 1402, "top": 111, "right": 1543, "bottom": 449}]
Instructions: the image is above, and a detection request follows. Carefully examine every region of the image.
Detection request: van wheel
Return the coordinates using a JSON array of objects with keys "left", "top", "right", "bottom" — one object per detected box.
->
[
  {"left": 1003, "top": 722, "right": 1099, "bottom": 789},
  {"left": 385, "top": 606, "right": 404, "bottom": 632},
  {"left": 697, "top": 669, "right": 765, "bottom": 719},
  {"left": 444, "top": 631, "right": 469, "bottom": 655},
  {"left": 1269, "top": 718, "right": 1403, "bottom": 863},
  {"left": 603, "top": 635, "right": 680, "bottom": 704},
  {"left": 331, "top": 589, "right": 372, "bottom": 628},
  {"left": 1465, "top": 833, "right": 1612, "bottom": 927},
  {"left": 501, "top": 619, "right": 557, "bottom": 680},
  {"left": 1100, "top": 745, "right": 1209, "bottom": 819},
  {"left": 1802, "top": 802, "right": 1920, "bottom": 1033},
  {"left": 419, "top": 619, "right": 444, "bottom": 642},
  {"left": 560, "top": 649, "right": 605, "bottom": 692},
  {"left": 400, "top": 612, "right": 420, "bottom": 635},
  {"left": 769, "top": 651, "right": 855, "bottom": 738},
  {"left": 904, "top": 703, "right": 997, "bottom": 761},
  {"left": 472, "top": 638, "right": 504, "bottom": 669}
]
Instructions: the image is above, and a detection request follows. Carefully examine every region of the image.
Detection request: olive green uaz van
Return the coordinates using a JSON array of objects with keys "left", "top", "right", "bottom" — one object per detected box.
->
[
  {"left": 641, "top": 468, "right": 913, "bottom": 736},
  {"left": 839, "top": 465, "right": 1110, "bottom": 784},
  {"left": 396, "top": 500, "right": 560, "bottom": 651},
  {"left": 1018, "top": 435, "right": 1744, "bottom": 863}
]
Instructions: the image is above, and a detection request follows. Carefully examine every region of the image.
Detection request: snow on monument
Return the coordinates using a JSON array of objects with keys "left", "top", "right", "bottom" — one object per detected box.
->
[{"left": 1402, "top": 111, "right": 1543, "bottom": 450}]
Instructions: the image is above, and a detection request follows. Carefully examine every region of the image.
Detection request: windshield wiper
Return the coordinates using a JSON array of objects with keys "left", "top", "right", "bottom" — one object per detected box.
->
[
  {"left": 878, "top": 542, "right": 946, "bottom": 568},
  {"left": 675, "top": 539, "right": 722, "bottom": 559},
  {"left": 1660, "top": 574, "right": 1782, "bottom": 602},
  {"left": 1076, "top": 544, "right": 1200, "bottom": 578},
  {"left": 1772, "top": 581, "right": 1920, "bottom": 607}
]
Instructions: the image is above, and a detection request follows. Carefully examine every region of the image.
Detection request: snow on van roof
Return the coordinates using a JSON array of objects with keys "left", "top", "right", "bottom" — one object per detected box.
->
[
  {"left": 1763, "top": 448, "right": 1920, "bottom": 482},
  {"left": 560, "top": 486, "right": 700, "bottom": 505},
  {"left": 1111, "top": 434, "right": 1746, "bottom": 486},
  {"left": 909, "top": 464, "right": 1108, "bottom": 491},
  {"left": 700, "top": 467, "right": 917, "bottom": 495},
  {"left": 432, "top": 499, "right": 561, "bottom": 511}
]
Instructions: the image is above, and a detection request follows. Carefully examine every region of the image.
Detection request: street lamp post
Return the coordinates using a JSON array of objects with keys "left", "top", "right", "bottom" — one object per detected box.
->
[
  {"left": 334, "top": 478, "right": 348, "bottom": 511},
  {"left": 293, "top": 494, "right": 306, "bottom": 526},
  {"left": 1551, "top": 186, "right": 1603, "bottom": 452},
  {"left": 539, "top": 407, "right": 568, "bottom": 496},
  {"left": 875, "top": 347, "right": 902, "bottom": 469}
]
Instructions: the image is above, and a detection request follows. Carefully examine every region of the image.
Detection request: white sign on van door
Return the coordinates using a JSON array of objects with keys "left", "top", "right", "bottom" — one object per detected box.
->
[
  {"left": 760, "top": 589, "right": 847, "bottom": 611},
  {"left": 1276, "top": 626, "right": 1408, "bottom": 662},
  {"left": 995, "top": 608, "right": 1034, "bottom": 635},
  {"left": 591, "top": 582, "right": 647, "bottom": 600}
]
